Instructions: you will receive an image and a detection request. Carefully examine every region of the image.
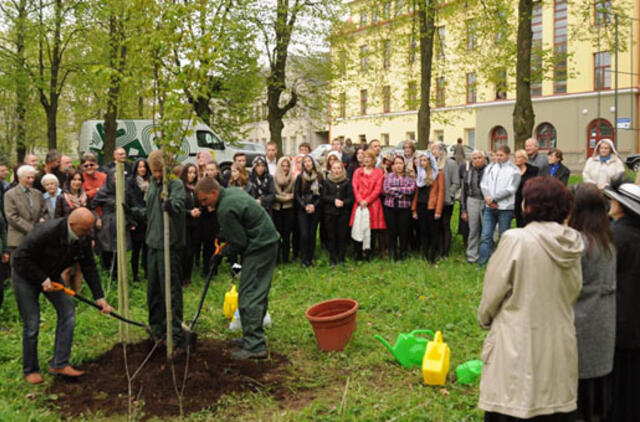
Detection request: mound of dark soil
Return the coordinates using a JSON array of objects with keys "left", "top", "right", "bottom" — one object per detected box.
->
[{"left": 48, "top": 339, "right": 290, "bottom": 419}]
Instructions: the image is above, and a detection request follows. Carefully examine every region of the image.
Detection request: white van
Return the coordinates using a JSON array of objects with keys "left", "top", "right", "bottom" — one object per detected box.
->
[{"left": 78, "top": 119, "right": 255, "bottom": 175}]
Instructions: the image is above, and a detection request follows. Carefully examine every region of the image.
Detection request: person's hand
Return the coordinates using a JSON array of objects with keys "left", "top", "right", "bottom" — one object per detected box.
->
[
  {"left": 435, "top": 213, "right": 441, "bottom": 220},
  {"left": 1, "top": 253, "right": 8, "bottom": 264},
  {"left": 484, "top": 196, "right": 493, "bottom": 206},
  {"left": 335, "top": 199, "right": 343, "bottom": 208},
  {"left": 162, "top": 200, "right": 172, "bottom": 213},
  {"left": 96, "top": 218, "right": 103, "bottom": 230},
  {"left": 96, "top": 298, "right": 114, "bottom": 314},
  {"left": 256, "top": 198, "right": 262, "bottom": 205},
  {"left": 359, "top": 200, "right": 368, "bottom": 209},
  {"left": 461, "top": 212, "right": 468, "bottom": 222},
  {"left": 287, "top": 193, "right": 294, "bottom": 201},
  {"left": 42, "top": 278, "right": 55, "bottom": 292},
  {"left": 190, "top": 208, "right": 201, "bottom": 218},
  {"left": 412, "top": 211, "right": 418, "bottom": 220},
  {"left": 306, "top": 204, "right": 315, "bottom": 214},
  {"left": 489, "top": 202, "right": 498, "bottom": 209}
]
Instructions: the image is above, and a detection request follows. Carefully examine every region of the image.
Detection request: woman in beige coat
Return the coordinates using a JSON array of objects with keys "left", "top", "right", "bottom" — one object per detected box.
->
[
  {"left": 478, "top": 176, "right": 584, "bottom": 421},
  {"left": 582, "top": 139, "right": 625, "bottom": 190}
]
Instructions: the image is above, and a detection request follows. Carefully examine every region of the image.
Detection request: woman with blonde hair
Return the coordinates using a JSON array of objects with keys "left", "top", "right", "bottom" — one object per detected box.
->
[
  {"left": 295, "top": 155, "right": 322, "bottom": 267},
  {"left": 273, "top": 156, "right": 295, "bottom": 263},
  {"left": 411, "top": 152, "right": 442, "bottom": 261},
  {"left": 513, "top": 149, "right": 539, "bottom": 227}
]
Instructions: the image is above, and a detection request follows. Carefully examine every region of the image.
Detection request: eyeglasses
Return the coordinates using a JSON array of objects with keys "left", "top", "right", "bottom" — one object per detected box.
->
[{"left": 83, "top": 163, "right": 96, "bottom": 168}]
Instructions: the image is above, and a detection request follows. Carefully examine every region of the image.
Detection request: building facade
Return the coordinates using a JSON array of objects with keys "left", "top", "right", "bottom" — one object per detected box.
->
[{"left": 330, "top": 0, "right": 640, "bottom": 169}]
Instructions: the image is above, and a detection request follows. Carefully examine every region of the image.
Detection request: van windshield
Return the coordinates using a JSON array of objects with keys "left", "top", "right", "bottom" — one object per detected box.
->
[{"left": 197, "top": 130, "right": 223, "bottom": 149}]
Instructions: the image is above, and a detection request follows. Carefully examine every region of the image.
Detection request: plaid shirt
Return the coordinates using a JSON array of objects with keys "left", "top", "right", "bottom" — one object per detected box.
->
[{"left": 383, "top": 172, "right": 416, "bottom": 208}]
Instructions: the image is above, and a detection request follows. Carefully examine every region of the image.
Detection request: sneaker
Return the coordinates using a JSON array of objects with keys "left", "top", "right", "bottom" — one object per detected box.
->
[{"left": 231, "top": 349, "right": 267, "bottom": 360}]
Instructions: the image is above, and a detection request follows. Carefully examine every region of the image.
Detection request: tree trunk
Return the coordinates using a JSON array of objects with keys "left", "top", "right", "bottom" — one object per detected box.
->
[
  {"left": 513, "top": 0, "right": 535, "bottom": 150},
  {"left": 46, "top": 98, "right": 58, "bottom": 151},
  {"left": 417, "top": 0, "right": 436, "bottom": 150},
  {"left": 104, "top": 14, "right": 127, "bottom": 165},
  {"left": 15, "top": 0, "right": 27, "bottom": 162}
]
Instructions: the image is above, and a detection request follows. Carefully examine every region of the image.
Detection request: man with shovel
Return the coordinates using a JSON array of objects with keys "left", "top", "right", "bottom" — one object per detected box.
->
[
  {"left": 12, "top": 207, "right": 114, "bottom": 384},
  {"left": 195, "top": 177, "right": 279, "bottom": 360}
]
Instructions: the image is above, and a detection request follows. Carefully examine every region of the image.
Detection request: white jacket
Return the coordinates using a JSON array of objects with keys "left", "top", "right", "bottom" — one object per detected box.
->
[
  {"left": 480, "top": 161, "right": 521, "bottom": 210},
  {"left": 350, "top": 206, "right": 371, "bottom": 250},
  {"left": 582, "top": 139, "right": 625, "bottom": 189}
]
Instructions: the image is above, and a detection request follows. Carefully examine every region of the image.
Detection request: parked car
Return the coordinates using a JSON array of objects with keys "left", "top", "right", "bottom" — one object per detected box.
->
[
  {"left": 625, "top": 153, "right": 640, "bottom": 172},
  {"left": 235, "top": 141, "right": 266, "bottom": 154}
]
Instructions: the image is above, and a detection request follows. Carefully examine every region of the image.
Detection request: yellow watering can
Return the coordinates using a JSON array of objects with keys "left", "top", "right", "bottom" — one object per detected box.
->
[
  {"left": 422, "top": 330, "right": 450, "bottom": 386},
  {"left": 223, "top": 285, "right": 238, "bottom": 319}
]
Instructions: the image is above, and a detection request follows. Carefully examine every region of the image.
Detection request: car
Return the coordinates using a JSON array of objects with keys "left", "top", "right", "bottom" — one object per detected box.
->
[
  {"left": 446, "top": 144, "right": 474, "bottom": 161},
  {"left": 235, "top": 141, "right": 266, "bottom": 154},
  {"left": 625, "top": 153, "right": 640, "bottom": 172}
]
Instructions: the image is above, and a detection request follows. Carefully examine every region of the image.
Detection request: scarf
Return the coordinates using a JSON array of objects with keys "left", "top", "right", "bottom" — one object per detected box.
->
[
  {"left": 599, "top": 154, "right": 611, "bottom": 163},
  {"left": 302, "top": 169, "right": 320, "bottom": 196},
  {"left": 416, "top": 153, "right": 438, "bottom": 187},
  {"left": 549, "top": 163, "right": 560, "bottom": 176},
  {"left": 136, "top": 175, "right": 149, "bottom": 195},
  {"left": 328, "top": 170, "right": 347, "bottom": 184},
  {"left": 251, "top": 171, "right": 270, "bottom": 198},
  {"left": 64, "top": 190, "right": 88, "bottom": 210}
]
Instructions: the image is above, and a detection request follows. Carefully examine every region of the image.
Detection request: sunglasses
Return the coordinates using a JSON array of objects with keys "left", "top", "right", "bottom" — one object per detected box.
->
[{"left": 83, "top": 163, "right": 96, "bottom": 168}]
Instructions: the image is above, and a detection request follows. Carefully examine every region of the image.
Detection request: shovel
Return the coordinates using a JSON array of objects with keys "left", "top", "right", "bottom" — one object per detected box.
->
[
  {"left": 50, "top": 282, "right": 154, "bottom": 340},
  {"left": 182, "top": 239, "right": 227, "bottom": 351}
]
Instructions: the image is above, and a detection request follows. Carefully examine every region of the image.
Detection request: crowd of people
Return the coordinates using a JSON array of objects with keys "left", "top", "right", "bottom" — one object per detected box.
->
[{"left": 0, "top": 136, "right": 639, "bottom": 421}]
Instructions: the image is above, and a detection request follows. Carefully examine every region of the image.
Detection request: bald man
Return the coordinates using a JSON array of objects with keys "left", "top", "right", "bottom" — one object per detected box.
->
[
  {"left": 12, "top": 208, "right": 113, "bottom": 384},
  {"left": 103, "top": 147, "right": 132, "bottom": 177}
]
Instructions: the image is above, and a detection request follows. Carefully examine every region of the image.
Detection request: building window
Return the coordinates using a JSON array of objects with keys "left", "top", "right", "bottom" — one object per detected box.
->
[
  {"left": 490, "top": 126, "right": 508, "bottom": 151},
  {"left": 434, "top": 130, "right": 444, "bottom": 143},
  {"left": 382, "top": 85, "right": 391, "bottom": 113},
  {"left": 360, "top": 89, "right": 368, "bottom": 115},
  {"left": 536, "top": 123, "right": 557, "bottom": 149},
  {"left": 381, "top": 133, "right": 390, "bottom": 145},
  {"left": 360, "top": 45, "right": 368, "bottom": 72},
  {"left": 436, "top": 76, "right": 445, "bottom": 107},
  {"left": 383, "top": 1, "right": 391, "bottom": 19},
  {"left": 466, "top": 72, "right": 477, "bottom": 104},
  {"left": 466, "top": 20, "right": 476, "bottom": 51},
  {"left": 594, "top": 51, "right": 611, "bottom": 90},
  {"left": 339, "top": 92, "right": 346, "bottom": 119},
  {"left": 360, "top": 11, "right": 368, "bottom": 26},
  {"left": 436, "top": 26, "right": 446, "bottom": 59},
  {"left": 554, "top": 0, "right": 568, "bottom": 94},
  {"left": 406, "top": 131, "right": 415, "bottom": 141},
  {"left": 531, "top": 2, "right": 543, "bottom": 96},
  {"left": 495, "top": 69, "right": 507, "bottom": 100},
  {"left": 395, "top": 0, "right": 404, "bottom": 16},
  {"left": 465, "top": 128, "right": 475, "bottom": 148},
  {"left": 594, "top": 0, "right": 611, "bottom": 26},
  {"left": 382, "top": 40, "right": 391, "bottom": 70},
  {"left": 587, "top": 118, "right": 614, "bottom": 158},
  {"left": 338, "top": 50, "right": 347, "bottom": 77},
  {"left": 406, "top": 81, "right": 418, "bottom": 110},
  {"left": 359, "top": 134, "right": 367, "bottom": 143}
]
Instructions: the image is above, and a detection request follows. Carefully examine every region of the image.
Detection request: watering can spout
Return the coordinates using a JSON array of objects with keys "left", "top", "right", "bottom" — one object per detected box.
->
[{"left": 374, "top": 334, "right": 397, "bottom": 357}]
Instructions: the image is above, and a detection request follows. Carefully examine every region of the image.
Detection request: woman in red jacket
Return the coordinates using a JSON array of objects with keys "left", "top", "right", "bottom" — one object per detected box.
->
[{"left": 350, "top": 149, "right": 386, "bottom": 260}]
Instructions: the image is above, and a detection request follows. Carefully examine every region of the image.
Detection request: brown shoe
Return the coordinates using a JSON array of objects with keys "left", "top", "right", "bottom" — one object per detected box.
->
[
  {"left": 49, "top": 366, "right": 85, "bottom": 377},
  {"left": 25, "top": 373, "right": 44, "bottom": 384}
]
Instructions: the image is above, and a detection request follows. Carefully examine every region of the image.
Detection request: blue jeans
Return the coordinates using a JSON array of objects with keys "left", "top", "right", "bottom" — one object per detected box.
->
[
  {"left": 13, "top": 274, "right": 75, "bottom": 375},
  {"left": 478, "top": 207, "right": 513, "bottom": 266}
]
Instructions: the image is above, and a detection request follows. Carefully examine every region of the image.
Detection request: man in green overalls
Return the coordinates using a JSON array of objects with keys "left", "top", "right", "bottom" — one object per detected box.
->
[
  {"left": 131, "top": 150, "right": 185, "bottom": 346},
  {"left": 195, "top": 176, "right": 279, "bottom": 360}
]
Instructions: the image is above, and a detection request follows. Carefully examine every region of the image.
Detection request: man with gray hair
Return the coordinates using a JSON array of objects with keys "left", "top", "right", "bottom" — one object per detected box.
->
[
  {"left": 460, "top": 150, "right": 487, "bottom": 263},
  {"left": 525, "top": 138, "right": 549, "bottom": 176},
  {"left": 3, "top": 165, "right": 46, "bottom": 252}
]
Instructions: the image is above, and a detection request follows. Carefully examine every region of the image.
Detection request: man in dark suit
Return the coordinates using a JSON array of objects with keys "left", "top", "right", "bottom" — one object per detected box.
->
[
  {"left": 12, "top": 208, "right": 114, "bottom": 384},
  {"left": 102, "top": 147, "right": 133, "bottom": 178},
  {"left": 548, "top": 148, "right": 570, "bottom": 186}
]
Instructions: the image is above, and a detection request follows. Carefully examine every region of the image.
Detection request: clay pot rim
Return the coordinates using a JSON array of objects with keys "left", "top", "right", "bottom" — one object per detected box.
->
[{"left": 305, "top": 298, "right": 359, "bottom": 323}]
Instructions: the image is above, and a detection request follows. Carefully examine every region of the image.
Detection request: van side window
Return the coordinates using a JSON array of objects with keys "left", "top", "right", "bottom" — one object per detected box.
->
[{"left": 197, "top": 131, "right": 224, "bottom": 149}]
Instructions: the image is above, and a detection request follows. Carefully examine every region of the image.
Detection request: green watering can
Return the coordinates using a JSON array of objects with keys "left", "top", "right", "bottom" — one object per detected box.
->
[
  {"left": 374, "top": 329, "right": 434, "bottom": 369},
  {"left": 456, "top": 359, "right": 483, "bottom": 385}
]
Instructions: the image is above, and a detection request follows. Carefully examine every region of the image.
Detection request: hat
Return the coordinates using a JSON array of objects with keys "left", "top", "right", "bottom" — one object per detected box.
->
[
  {"left": 252, "top": 155, "right": 267, "bottom": 167},
  {"left": 603, "top": 182, "right": 640, "bottom": 217}
]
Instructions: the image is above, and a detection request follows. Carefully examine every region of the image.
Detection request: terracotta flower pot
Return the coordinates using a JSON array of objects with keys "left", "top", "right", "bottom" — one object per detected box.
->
[{"left": 305, "top": 298, "right": 359, "bottom": 352}]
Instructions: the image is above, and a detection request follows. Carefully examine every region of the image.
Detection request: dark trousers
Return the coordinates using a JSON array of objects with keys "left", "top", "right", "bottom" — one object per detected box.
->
[
  {"left": 101, "top": 251, "right": 117, "bottom": 277},
  {"left": 273, "top": 208, "right": 295, "bottom": 263},
  {"left": 353, "top": 230, "right": 378, "bottom": 261},
  {"left": 0, "top": 261, "right": 9, "bottom": 311},
  {"left": 201, "top": 236, "right": 215, "bottom": 276},
  {"left": 417, "top": 206, "right": 441, "bottom": 262},
  {"left": 147, "top": 248, "right": 183, "bottom": 344},
  {"left": 13, "top": 273, "right": 75, "bottom": 374},
  {"left": 182, "top": 226, "right": 200, "bottom": 284},
  {"left": 297, "top": 209, "right": 319, "bottom": 265},
  {"left": 409, "top": 217, "right": 421, "bottom": 251},
  {"left": 441, "top": 204, "right": 454, "bottom": 257},
  {"left": 238, "top": 242, "right": 278, "bottom": 352},
  {"left": 384, "top": 206, "right": 411, "bottom": 260},
  {"left": 325, "top": 212, "right": 350, "bottom": 264},
  {"left": 130, "top": 225, "right": 147, "bottom": 281}
]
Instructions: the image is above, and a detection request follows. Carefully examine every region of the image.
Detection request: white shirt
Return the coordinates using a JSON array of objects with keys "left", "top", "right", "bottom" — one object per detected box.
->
[{"left": 267, "top": 158, "right": 277, "bottom": 176}]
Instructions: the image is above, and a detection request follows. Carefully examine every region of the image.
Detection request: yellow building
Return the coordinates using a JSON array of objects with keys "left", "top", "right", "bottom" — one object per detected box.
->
[{"left": 330, "top": 0, "right": 640, "bottom": 169}]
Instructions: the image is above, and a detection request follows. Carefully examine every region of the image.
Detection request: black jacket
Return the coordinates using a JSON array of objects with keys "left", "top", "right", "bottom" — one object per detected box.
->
[
  {"left": 13, "top": 217, "right": 105, "bottom": 300},
  {"left": 514, "top": 163, "right": 539, "bottom": 225},
  {"left": 322, "top": 177, "right": 354, "bottom": 215},
  {"left": 551, "top": 163, "right": 570, "bottom": 186},
  {"left": 612, "top": 215, "right": 640, "bottom": 349},
  {"left": 249, "top": 172, "right": 276, "bottom": 211},
  {"left": 294, "top": 174, "right": 322, "bottom": 209}
]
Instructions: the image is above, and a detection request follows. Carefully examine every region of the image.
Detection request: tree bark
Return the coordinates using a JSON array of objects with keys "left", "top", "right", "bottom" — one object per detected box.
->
[
  {"left": 417, "top": 0, "right": 436, "bottom": 150},
  {"left": 15, "top": 0, "right": 28, "bottom": 162},
  {"left": 104, "top": 13, "right": 127, "bottom": 165},
  {"left": 513, "top": 0, "right": 535, "bottom": 150}
]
